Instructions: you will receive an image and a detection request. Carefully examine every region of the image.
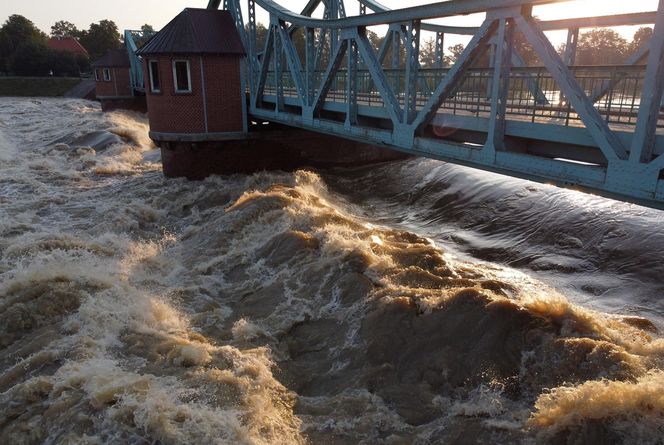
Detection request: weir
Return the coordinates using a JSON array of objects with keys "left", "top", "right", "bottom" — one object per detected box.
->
[{"left": 132, "top": 0, "right": 664, "bottom": 208}]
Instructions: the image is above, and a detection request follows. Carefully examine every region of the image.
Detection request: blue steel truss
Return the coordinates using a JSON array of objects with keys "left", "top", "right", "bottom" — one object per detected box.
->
[
  {"left": 209, "top": 0, "right": 664, "bottom": 209},
  {"left": 124, "top": 29, "right": 156, "bottom": 93}
]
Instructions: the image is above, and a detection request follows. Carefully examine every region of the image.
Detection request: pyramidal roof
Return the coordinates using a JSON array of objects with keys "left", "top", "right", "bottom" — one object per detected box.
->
[
  {"left": 91, "top": 48, "right": 130, "bottom": 67},
  {"left": 137, "top": 8, "right": 245, "bottom": 56}
]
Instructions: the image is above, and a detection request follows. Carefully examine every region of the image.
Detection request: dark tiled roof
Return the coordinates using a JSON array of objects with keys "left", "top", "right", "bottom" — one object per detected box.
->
[
  {"left": 137, "top": 9, "right": 245, "bottom": 56},
  {"left": 47, "top": 37, "right": 89, "bottom": 56},
  {"left": 91, "top": 48, "right": 130, "bottom": 67}
]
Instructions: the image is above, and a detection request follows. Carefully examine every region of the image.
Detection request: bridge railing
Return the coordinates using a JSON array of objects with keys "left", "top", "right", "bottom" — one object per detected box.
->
[{"left": 260, "top": 64, "right": 658, "bottom": 129}]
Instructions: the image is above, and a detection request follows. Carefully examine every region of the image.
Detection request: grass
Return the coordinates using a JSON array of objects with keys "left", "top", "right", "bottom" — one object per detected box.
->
[{"left": 0, "top": 76, "right": 84, "bottom": 97}]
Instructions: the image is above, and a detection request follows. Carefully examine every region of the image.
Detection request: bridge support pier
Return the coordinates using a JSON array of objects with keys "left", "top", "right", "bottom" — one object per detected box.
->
[{"left": 153, "top": 126, "right": 408, "bottom": 180}]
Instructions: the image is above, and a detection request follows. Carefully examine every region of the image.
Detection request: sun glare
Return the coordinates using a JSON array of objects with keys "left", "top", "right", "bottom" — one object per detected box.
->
[{"left": 534, "top": 0, "right": 659, "bottom": 20}]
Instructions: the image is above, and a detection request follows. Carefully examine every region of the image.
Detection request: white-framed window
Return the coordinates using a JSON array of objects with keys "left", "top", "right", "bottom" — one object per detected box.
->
[
  {"left": 94, "top": 69, "right": 100, "bottom": 81},
  {"left": 148, "top": 60, "right": 161, "bottom": 93},
  {"left": 103, "top": 68, "right": 111, "bottom": 81},
  {"left": 172, "top": 60, "right": 192, "bottom": 93}
]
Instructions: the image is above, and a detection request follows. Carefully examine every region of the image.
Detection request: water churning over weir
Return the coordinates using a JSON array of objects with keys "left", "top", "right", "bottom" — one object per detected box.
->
[{"left": 1, "top": 98, "right": 664, "bottom": 444}]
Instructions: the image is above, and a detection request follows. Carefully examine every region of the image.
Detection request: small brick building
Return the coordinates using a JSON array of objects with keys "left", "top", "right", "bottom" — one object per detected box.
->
[
  {"left": 91, "top": 49, "right": 133, "bottom": 99},
  {"left": 136, "top": 8, "right": 246, "bottom": 141}
]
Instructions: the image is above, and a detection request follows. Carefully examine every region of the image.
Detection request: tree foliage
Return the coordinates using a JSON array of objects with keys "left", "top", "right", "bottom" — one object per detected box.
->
[
  {"left": 51, "top": 21, "right": 80, "bottom": 39},
  {"left": 8, "top": 40, "right": 51, "bottom": 75},
  {"left": 0, "top": 15, "right": 93, "bottom": 76},
  {"left": 446, "top": 43, "right": 466, "bottom": 65},
  {"left": 0, "top": 15, "right": 47, "bottom": 73},
  {"left": 79, "top": 20, "right": 121, "bottom": 60},
  {"left": 140, "top": 24, "right": 155, "bottom": 35},
  {"left": 576, "top": 28, "right": 628, "bottom": 65},
  {"left": 628, "top": 26, "right": 653, "bottom": 56}
]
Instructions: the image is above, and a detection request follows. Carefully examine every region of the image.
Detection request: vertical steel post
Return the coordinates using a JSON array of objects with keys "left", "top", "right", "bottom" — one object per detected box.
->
[
  {"left": 435, "top": 32, "right": 445, "bottom": 69},
  {"left": 630, "top": 0, "right": 664, "bottom": 163},
  {"left": 391, "top": 29, "right": 401, "bottom": 70},
  {"left": 273, "top": 24, "right": 284, "bottom": 112},
  {"left": 564, "top": 28, "right": 579, "bottom": 66},
  {"left": 330, "top": 0, "right": 339, "bottom": 57},
  {"left": 247, "top": 0, "right": 258, "bottom": 94},
  {"left": 346, "top": 38, "right": 359, "bottom": 128},
  {"left": 404, "top": 20, "right": 421, "bottom": 124},
  {"left": 559, "top": 27, "right": 578, "bottom": 104},
  {"left": 336, "top": 0, "right": 347, "bottom": 18},
  {"left": 306, "top": 27, "right": 316, "bottom": 107},
  {"left": 486, "top": 18, "right": 514, "bottom": 153},
  {"left": 486, "top": 43, "right": 496, "bottom": 99}
]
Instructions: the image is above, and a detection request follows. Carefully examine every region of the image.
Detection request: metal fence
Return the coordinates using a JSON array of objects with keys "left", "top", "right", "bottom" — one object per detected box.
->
[{"left": 261, "top": 64, "right": 662, "bottom": 130}]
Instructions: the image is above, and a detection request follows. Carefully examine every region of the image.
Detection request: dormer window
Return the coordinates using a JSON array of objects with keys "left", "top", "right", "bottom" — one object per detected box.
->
[
  {"left": 94, "top": 69, "right": 100, "bottom": 81},
  {"left": 103, "top": 68, "right": 111, "bottom": 81},
  {"left": 172, "top": 60, "right": 191, "bottom": 93}
]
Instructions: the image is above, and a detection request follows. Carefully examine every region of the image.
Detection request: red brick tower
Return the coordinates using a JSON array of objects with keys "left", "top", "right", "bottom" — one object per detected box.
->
[{"left": 137, "top": 9, "right": 246, "bottom": 141}]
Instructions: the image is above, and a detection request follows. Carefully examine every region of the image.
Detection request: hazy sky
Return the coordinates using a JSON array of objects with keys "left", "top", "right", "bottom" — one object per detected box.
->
[{"left": 0, "top": 0, "right": 659, "bottom": 50}]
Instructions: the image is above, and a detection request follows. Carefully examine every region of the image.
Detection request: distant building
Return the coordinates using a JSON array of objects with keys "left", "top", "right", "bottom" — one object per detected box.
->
[
  {"left": 136, "top": 8, "right": 246, "bottom": 139},
  {"left": 47, "top": 37, "right": 89, "bottom": 58},
  {"left": 91, "top": 48, "right": 133, "bottom": 102}
]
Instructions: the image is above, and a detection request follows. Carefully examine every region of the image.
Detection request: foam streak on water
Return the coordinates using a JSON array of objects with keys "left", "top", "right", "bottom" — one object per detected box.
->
[{"left": 1, "top": 98, "right": 663, "bottom": 444}]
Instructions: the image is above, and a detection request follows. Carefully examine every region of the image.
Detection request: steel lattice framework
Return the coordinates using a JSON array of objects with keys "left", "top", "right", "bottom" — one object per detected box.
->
[{"left": 207, "top": 0, "right": 664, "bottom": 209}]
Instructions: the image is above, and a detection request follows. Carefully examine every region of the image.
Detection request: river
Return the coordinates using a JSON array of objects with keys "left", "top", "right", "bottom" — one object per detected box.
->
[{"left": 1, "top": 97, "right": 663, "bottom": 444}]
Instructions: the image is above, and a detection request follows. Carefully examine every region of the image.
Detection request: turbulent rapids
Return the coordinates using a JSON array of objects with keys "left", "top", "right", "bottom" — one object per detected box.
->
[{"left": 1, "top": 98, "right": 664, "bottom": 444}]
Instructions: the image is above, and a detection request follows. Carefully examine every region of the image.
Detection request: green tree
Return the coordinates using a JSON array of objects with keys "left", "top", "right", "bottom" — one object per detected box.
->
[
  {"left": 446, "top": 43, "right": 465, "bottom": 65},
  {"left": 51, "top": 20, "right": 80, "bottom": 38},
  {"left": 48, "top": 50, "right": 80, "bottom": 76},
  {"left": 0, "top": 15, "right": 47, "bottom": 73},
  {"left": 576, "top": 28, "right": 628, "bottom": 65},
  {"left": 628, "top": 26, "right": 653, "bottom": 57},
  {"left": 419, "top": 36, "right": 438, "bottom": 68},
  {"left": 513, "top": 31, "right": 540, "bottom": 66},
  {"left": 8, "top": 40, "right": 50, "bottom": 75},
  {"left": 140, "top": 24, "right": 155, "bottom": 35},
  {"left": 79, "top": 20, "right": 121, "bottom": 60}
]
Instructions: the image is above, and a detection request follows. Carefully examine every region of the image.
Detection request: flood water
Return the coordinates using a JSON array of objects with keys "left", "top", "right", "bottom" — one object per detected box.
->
[{"left": 1, "top": 98, "right": 663, "bottom": 444}]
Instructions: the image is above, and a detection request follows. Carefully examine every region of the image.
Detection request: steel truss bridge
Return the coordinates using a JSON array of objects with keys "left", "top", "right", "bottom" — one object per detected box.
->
[{"left": 206, "top": 0, "right": 664, "bottom": 209}]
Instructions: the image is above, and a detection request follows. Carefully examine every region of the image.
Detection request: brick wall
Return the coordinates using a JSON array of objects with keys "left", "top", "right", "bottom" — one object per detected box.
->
[
  {"left": 95, "top": 67, "right": 132, "bottom": 98},
  {"left": 144, "top": 54, "right": 243, "bottom": 135},
  {"left": 204, "top": 56, "right": 243, "bottom": 133}
]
